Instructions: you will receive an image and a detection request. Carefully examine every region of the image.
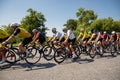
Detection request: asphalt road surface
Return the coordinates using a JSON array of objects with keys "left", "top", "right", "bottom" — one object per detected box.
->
[{"left": 0, "top": 54, "right": 120, "bottom": 80}]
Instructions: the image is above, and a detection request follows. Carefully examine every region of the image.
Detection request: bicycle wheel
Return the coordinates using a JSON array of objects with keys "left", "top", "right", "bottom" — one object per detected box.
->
[
  {"left": 88, "top": 46, "right": 96, "bottom": 58},
  {"left": 54, "top": 48, "right": 67, "bottom": 64},
  {"left": 73, "top": 45, "right": 81, "bottom": 58},
  {"left": 5, "top": 49, "right": 16, "bottom": 64},
  {"left": 110, "top": 44, "right": 117, "bottom": 57},
  {"left": 43, "top": 46, "right": 55, "bottom": 61},
  {"left": 10, "top": 47, "right": 19, "bottom": 53},
  {"left": 25, "top": 47, "right": 41, "bottom": 64},
  {"left": 98, "top": 46, "right": 104, "bottom": 57}
]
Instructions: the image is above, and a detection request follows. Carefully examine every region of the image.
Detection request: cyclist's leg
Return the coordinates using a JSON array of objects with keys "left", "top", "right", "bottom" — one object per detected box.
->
[
  {"left": 69, "top": 38, "right": 77, "bottom": 59},
  {"left": 18, "top": 37, "right": 32, "bottom": 56},
  {"left": 0, "top": 38, "right": 9, "bottom": 63},
  {"left": 38, "top": 37, "right": 46, "bottom": 50}
]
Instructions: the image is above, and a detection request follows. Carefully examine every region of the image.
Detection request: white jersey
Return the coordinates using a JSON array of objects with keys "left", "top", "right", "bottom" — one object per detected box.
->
[
  {"left": 67, "top": 30, "right": 75, "bottom": 40},
  {"left": 54, "top": 31, "right": 62, "bottom": 39}
]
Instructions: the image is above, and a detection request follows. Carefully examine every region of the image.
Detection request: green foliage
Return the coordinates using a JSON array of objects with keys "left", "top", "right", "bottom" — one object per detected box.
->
[
  {"left": 1, "top": 8, "right": 48, "bottom": 43},
  {"left": 2, "top": 24, "right": 12, "bottom": 35},
  {"left": 21, "top": 8, "right": 48, "bottom": 35},
  {"left": 64, "top": 19, "right": 77, "bottom": 30},
  {"left": 76, "top": 8, "right": 97, "bottom": 28},
  {"left": 64, "top": 7, "right": 120, "bottom": 36},
  {"left": 90, "top": 17, "right": 120, "bottom": 33}
]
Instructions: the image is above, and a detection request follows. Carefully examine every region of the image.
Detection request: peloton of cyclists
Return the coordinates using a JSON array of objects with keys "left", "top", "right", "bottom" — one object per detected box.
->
[{"left": 0, "top": 23, "right": 120, "bottom": 64}]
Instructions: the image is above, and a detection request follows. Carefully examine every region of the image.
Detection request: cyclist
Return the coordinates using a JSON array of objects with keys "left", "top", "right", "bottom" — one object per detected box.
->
[
  {"left": 109, "top": 31, "right": 118, "bottom": 42},
  {"left": 51, "top": 28, "right": 64, "bottom": 43},
  {"left": 88, "top": 29, "right": 103, "bottom": 45},
  {"left": 62, "top": 28, "right": 77, "bottom": 60},
  {"left": 109, "top": 31, "right": 119, "bottom": 47},
  {"left": 83, "top": 31, "right": 92, "bottom": 45},
  {"left": 31, "top": 29, "right": 46, "bottom": 50},
  {"left": 77, "top": 28, "right": 92, "bottom": 50},
  {"left": 0, "top": 29, "right": 9, "bottom": 64},
  {"left": 77, "top": 28, "right": 85, "bottom": 41},
  {"left": 101, "top": 31, "right": 110, "bottom": 47},
  {"left": 2, "top": 23, "right": 32, "bottom": 59}
]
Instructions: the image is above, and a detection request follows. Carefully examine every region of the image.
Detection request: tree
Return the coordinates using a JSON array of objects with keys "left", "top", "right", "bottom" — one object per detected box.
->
[
  {"left": 76, "top": 8, "right": 98, "bottom": 30},
  {"left": 90, "top": 17, "right": 120, "bottom": 33},
  {"left": 63, "top": 19, "right": 77, "bottom": 30},
  {"left": 21, "top": 8, "right": 48, "bottom": 35}
]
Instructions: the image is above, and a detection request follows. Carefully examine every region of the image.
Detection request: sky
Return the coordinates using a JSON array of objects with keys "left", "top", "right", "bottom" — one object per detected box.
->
[{"left": 0, "top": 0, "right": 120, "bottom": 36}]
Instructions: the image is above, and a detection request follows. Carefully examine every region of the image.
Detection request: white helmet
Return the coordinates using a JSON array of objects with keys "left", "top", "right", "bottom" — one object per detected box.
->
[
  {"left": 104, "top": 31, "right": 107, "bottom": 34},
  {"left": 112, "top": 31, "right": 116, "bottom": 34},
  {"left": 11, "top": 23, "right": 19, "bottom": 27},
  {"left": 32, "top": 29, "right": 38, "bottom": 33}
]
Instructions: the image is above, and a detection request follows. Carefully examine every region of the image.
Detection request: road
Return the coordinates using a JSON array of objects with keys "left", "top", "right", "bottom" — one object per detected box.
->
[{"left": 0, "top": 54, "right": 120, "bottom": 80}]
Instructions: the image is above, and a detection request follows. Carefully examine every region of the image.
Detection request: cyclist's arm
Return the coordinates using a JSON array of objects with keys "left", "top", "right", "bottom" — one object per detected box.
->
[
  {"left": 109, "top": 35, "right": 112, "bottom": 41},
  {"left": 81, "top": 34, "right": 86, "bottom": 41},
  {"left": 59, "top": 35, "right": 63, "bottom": 42},
  {"left": 64, "top": 36, "right": 69, "bottom": 43},
  {"left": 48, "top": 37, "right": 53, "bottom": 42},
  {"left": 31, "top": 33, "right": 39, "bottom": 43},
  {"left": 77, "top": 33, "right": 82, "bottom": 41},
  {"left": 77, "top": 35, "right": 80, "bottom": 41},
  {"left": 4, "top": 29, "right": 20, "bottom": 43},
  {"left": 88, "top": 34, "right": 94, "bottom": 42},
  {"left": 95, "top": 34, "right": 100, "bottom": 42},
  {"left": 117, "top": 34, "right": 119, "bottom": 41}
]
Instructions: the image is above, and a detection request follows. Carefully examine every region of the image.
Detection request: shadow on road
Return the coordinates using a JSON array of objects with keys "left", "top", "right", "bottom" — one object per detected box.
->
[
  {"left": 0, "top": 63, "right": 13, "bottom": 71},
  {"left": 76, "top": 58, "right": 94, "bottom": 64},
  {"left": 0, "top": 62, "right": 56, "bottom": 71},
  {"left": 25, "top": 62, "right": 56, "bottom": 71}
]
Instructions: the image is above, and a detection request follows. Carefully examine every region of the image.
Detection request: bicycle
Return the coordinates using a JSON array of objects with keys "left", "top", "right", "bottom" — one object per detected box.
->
[
  {"left": 43, "top": 41, "right": 59, "bottom": 61},
  {"left": 9, "top": 43, "right": 41, "bottom": 65},
  {"left": 81, "top": 41, "right": 104, "bottom": 59},
  {"left": 0, "top": 45, "right": 16, "bottom": 64},
  {"left": 54, "top": 42, "right": 80, "bottom": 64}
]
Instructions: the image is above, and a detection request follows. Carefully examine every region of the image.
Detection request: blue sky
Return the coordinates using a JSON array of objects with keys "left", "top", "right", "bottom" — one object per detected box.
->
[{"left": 0, "top": 0, "right": 120, "bottom": 36}]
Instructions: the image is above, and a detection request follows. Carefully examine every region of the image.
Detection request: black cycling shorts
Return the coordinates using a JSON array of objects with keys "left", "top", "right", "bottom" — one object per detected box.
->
[
  {"left": 68, "top": 38, "right": 76, "bottom": 45},
  {"left": 38, "top": 37, "right": 46, "bottom": 44},
  {"left": 83, "top": 37, "right": 90, "bottom": 42},
  {"left": 22, "top": 37, "right": 32, "bottom": 46}
]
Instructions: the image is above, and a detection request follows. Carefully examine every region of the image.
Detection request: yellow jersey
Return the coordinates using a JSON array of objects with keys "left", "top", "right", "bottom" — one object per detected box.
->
[
  {"left": 14, "top": 28, "right": 31, "bottom": 38},
  {"left": 0, "top": 29, "right": 9, "bottom": 39}
]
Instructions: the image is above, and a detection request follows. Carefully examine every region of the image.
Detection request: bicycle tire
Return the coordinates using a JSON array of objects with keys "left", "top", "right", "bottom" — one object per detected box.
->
[
  {"left": 54, "top": 48, "right": 67, "bottom": 64},
  {"left": 25, "top": 47, "right": 41, "bottom": 65},
  {"left": 73, "top": 45, "right": 81, "bottom": 58},
  {"left": 5, "top": 49, "right": 16, "bottom": 64},
  {"left": 88, "top": 46, "right": 96, "bottom": 58},
  {"left": 110, "top": 44, "right": 117, "bottom": 57},
  {"left": 43, "top": 46, "right": 55, "bottom": 61}
]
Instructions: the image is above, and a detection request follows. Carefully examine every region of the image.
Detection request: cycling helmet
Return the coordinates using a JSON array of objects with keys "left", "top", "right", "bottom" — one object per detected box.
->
[
  {"left": 62, "top": 28, "right": 67, "bottom": 32},
  {"left": 103, "top": 31, "right": 107, "bottom": 34},
  {"left": 11, "top": 23, "right": 19, "bottom": 28},
  {"left": 52, "top": 28, "right": 56, "bottom": 32},
  {"left": 32, "top": 29, "right": 38, "bottom": 33},
  {"left": 112, "top": 31, "right": 116, "bottom": 34},
  {"left": 93, "top": 29, "right": 98, "bottom": 33}
]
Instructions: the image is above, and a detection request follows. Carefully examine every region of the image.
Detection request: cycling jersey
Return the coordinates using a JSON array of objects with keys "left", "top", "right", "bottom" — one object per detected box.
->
[
  {"left": 54, "top": 31, "right": 62, "bottom": 39},
  {"left": 110, "top": 34, "right": 117, "bottom": 42},
  {"left": 0, "top": 29, "right": 9, "bottom": 39},
  {"left": 78, "top": 32, "right": 84, "bottom": 39},
  {"left": 67, "top": 30, "right": 75, "bottom": 40},
  {"left": 33, "top": 32, "right": 45, "bottom": 44},
  {"left": 102, "top": 34, "right": 110, "bottom": 40},
  {"left": 13, "top": 28, "right": 31, "bottom": 38}
]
